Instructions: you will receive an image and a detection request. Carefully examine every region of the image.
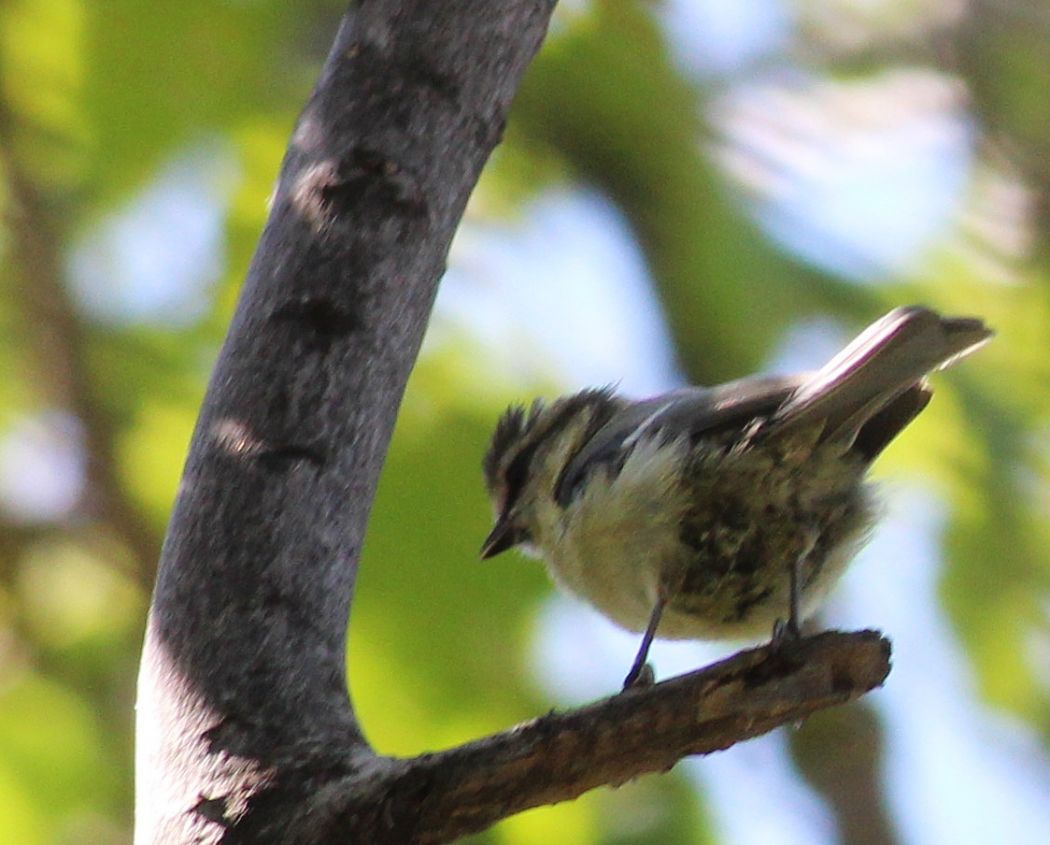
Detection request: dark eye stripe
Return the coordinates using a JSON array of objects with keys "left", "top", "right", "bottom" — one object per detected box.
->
[
  {"left": 502, "top": 448, "right": 533, "bottom": 507},
  {"left": 500, "top": 390, "right": 624, "bottom": 515},
  {"left": 500, "top": 399, "right": 595, "bottom": 514}
]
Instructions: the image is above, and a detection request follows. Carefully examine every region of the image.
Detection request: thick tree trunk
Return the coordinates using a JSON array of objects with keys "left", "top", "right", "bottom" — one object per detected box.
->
[{"left": 135, "top": 3, "right": 556, "bottom": 842}]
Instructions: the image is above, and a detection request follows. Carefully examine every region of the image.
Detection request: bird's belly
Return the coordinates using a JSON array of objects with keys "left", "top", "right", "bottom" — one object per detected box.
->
[
  {"left": 538, "top": 442, "right": 874, "bottom": 641},
  {"left": 545, "top": 516, "right": 676, "bottom": 634},
  {"left": 658, "top": 538, "right": 858, "bottom": 640},
  {"left": 536, "top": 441, "right": 689, "bottom": 633},
  {"left": 662, "top": 472, "right": 875, "bottom": 639}
]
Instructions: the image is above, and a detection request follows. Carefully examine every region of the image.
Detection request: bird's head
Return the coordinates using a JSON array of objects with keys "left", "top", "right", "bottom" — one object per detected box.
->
[{"left": 480, "top": 388, "right": 622, "bottom": 559}]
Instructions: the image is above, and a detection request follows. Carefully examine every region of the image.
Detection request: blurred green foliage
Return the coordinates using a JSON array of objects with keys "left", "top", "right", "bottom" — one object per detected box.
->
[{"left": 1, "top": 1, "right": 1048, "bottom": 843}]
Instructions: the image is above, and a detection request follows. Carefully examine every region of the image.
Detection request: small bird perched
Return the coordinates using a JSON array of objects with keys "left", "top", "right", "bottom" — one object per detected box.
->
[{"left": 480, "top": 306, "right": 992, "bottom": 689}]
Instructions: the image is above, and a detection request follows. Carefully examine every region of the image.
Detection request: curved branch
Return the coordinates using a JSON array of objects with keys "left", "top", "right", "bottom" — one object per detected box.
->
[
  {"left": 136, "top": 2, "right": 557, "bottom": 843},
  {"left": 306, "top": 630, "right": 890, "bottom": 844}
]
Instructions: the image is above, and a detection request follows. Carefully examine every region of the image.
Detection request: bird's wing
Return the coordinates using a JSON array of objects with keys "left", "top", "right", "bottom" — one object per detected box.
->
[
  {"left": 554, "top": 308, "right": 992, "bottom": 507},
  {"left": 554, "top": 375, "right": 806, "bottom": 506}
]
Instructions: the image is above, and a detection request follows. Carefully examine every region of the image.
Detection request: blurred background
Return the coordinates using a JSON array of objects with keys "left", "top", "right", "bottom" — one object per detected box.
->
[{"left": 1, "top": 1, "right": 1048, "bottom": 843}]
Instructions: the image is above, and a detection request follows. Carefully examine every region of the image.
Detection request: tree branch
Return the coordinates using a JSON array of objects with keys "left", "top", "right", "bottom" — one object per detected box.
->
[
  {"left": 419, "top": 630, "right": 890, "bottom": 842},
  {"left": 307, "top": 630, "right": 890, "bottom": 844},
  {"left": 136, "top": 2, "right": 557, "bottom": 843}
]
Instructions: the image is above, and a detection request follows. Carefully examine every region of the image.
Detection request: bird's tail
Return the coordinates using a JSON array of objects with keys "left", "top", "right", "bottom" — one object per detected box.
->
[{"left": 771, "top": 306, "right": 993, "bottom": 450}]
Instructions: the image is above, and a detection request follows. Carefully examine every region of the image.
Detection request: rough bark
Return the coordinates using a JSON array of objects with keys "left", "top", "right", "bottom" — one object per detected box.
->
[
  {"left": 134, "top": 3, "right": 891, "bottom": 843},
  {"left": 369, "top": 630, "right": 890, "bottom": 845}
]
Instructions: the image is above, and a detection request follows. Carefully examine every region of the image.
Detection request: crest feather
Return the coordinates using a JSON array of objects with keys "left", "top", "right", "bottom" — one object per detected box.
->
[
  {"left": 484, "top": 403, "right": 531, "bottom": 491},
  {"left": 482, "top": 388, "right": 621, "bottom": 494}
]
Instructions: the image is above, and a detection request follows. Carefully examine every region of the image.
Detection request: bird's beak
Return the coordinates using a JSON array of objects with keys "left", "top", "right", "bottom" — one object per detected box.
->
[{"left": 480, "top": 516, "right": 519, "bottom": 559}]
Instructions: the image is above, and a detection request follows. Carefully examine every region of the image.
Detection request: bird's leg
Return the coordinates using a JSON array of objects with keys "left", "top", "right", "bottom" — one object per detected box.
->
[
  {"left": 787, "top": 543, "right": 802, "bottom": 637},
  {"left": 623, "top": 595, "right": 666, "bottom": 690},
  {"left": 772, "top": 529, "right": 818, "bottom": 648}
]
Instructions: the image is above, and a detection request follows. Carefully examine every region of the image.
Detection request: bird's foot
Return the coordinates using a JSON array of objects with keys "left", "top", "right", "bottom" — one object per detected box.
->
[
  {"left": 622, "top": 661, "right": 655, "bottom": 690},
  {"left": 771, "top": 616, "right": 802, "bottom": 652}
]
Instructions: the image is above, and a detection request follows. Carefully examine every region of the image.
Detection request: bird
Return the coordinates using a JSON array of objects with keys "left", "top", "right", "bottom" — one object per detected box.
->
[{"left": 479, "top": 305, "right": 992, "bottom": 689}]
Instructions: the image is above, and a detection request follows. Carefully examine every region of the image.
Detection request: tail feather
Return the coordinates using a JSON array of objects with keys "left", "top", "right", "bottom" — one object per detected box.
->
[
  {"left": 851, "top": 383, "right": 931, "bottom": 461},
  {"left": 772, "top": 306, "right": 993, "bottom": 448}
]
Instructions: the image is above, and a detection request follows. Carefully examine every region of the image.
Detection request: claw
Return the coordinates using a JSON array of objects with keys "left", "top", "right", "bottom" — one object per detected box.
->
[
  {"left": 771, "top": 616, "right": 801, "bottom": 651},
  {"left": 622, "top": 662, "right": 655, "bottom": 690}
]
